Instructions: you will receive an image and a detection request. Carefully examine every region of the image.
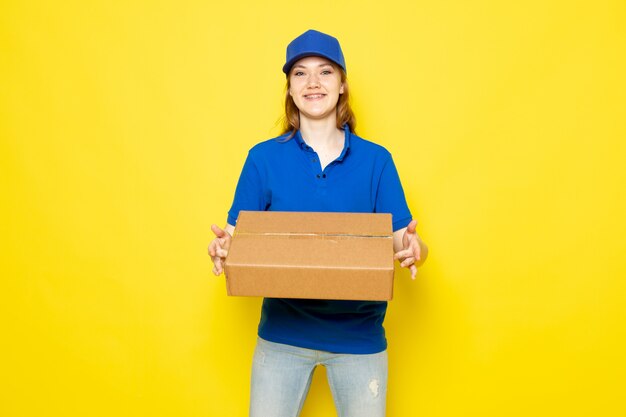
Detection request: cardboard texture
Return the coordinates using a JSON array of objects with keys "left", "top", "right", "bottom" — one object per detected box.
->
[{"left": 224, "top": 211, "right": 395, "bottom": 301}]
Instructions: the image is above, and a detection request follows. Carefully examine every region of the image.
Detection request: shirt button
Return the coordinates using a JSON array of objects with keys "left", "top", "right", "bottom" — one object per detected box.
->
[
  {"left": 316, "top": 174, "right": 321, "bottom": 179},
  {"left": 311, "top": 158, "right": 316, "bottom": 162},
  {"left": 322, "top": 174, "right": 327, "bottom": 178}
]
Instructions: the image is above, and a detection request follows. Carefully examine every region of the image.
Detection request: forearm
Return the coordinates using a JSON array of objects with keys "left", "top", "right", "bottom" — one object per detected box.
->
[
  {"left": 392, "top": 228, "right": 405, "bottom": 253},
  {"left": 224, "top": 223, "right": 235, "bottom": 236}
]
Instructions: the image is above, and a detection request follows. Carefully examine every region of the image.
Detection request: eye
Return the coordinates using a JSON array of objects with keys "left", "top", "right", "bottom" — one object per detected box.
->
[
  {"left": 321, "top": 70, "right": 332, "bottom": 75},
  {"left": 293, "top": 71, "right": 305, "bottom": 76}
]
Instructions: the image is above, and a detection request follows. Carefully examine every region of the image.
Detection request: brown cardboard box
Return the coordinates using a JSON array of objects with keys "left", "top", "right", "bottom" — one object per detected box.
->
[{"left": 224, "top": 211, "right": 394, "bottom": 301}]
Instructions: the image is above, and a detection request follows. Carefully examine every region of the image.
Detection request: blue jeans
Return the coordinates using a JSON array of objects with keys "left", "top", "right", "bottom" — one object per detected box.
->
[{"left": 249, "top": 337, "right": 388, "bottom": 417}]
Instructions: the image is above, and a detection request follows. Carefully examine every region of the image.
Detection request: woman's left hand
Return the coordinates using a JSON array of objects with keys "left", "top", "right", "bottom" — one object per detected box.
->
[{"left": 393, "top": 220, "right": 426, "bottom": 280}]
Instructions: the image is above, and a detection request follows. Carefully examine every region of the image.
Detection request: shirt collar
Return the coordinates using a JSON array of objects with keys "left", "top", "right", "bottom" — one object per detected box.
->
[
  {"left": 336, "top": 124, "right": 351, "bottom": 161},
  {"left": 295, "top": 124, "right": 352, "bottom": 160},
  {"left": 294, "top": 129, "right": 308, "bottom": 149}
]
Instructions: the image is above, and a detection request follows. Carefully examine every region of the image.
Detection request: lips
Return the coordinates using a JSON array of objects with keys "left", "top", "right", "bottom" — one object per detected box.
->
[{"left": 304, "top": 94, "right": 326, "bottom": 100}]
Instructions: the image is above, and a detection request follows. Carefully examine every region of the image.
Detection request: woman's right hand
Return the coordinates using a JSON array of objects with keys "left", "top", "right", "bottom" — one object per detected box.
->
[{"left": 208, "top": 224, "right": 234, "bottom": 276}]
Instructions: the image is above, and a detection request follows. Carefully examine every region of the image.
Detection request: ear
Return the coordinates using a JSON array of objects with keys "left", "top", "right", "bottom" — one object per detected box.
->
[{"left": 339, "top": 83, "right": 345, "bottom": 94}]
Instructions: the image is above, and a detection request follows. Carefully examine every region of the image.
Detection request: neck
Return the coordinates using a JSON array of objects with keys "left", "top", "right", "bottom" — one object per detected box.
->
[{"left": 299, "top": 115, "right": 343, "bottom": 148}]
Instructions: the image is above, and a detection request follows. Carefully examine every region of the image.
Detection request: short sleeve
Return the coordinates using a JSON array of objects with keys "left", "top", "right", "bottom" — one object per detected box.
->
[
  {"left": 227, "top": 151, "right": 267, "bottom": 225},
  {"left": 374, "top": 154, "right": 412, "bottom": 231}
]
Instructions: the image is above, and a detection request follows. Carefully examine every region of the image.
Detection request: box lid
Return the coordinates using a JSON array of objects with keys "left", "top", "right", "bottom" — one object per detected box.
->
[
  {"left": 233, "top": 211, "right": 392, "bottom": 236},
  {"left": 227, "top": 211, "right": 393, "bottom": 270}
]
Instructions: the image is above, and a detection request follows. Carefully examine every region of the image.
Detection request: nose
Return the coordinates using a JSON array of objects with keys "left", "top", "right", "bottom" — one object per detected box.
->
[{"left": 307, "top": 73, "right": 320, "bottom": 88}]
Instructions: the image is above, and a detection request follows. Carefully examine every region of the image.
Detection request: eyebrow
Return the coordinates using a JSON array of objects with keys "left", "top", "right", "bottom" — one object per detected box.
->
[{"left": 292, "top": 63, "right": 334, "bottom": 70}]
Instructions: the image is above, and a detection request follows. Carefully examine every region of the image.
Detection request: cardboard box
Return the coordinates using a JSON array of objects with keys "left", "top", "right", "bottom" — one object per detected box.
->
[{"left": 224, "top": 211, "right": 395, "bottom": 301}]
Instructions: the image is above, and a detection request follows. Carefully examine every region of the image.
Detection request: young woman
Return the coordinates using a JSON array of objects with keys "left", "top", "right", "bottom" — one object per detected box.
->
[{"left": 209, "top": 29, "right": 428, "bottom": 417}]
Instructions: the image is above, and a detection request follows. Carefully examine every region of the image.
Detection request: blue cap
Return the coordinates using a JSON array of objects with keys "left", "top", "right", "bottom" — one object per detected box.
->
[{"left": 282, "top": 29, "right": 346, "bottom": 75}]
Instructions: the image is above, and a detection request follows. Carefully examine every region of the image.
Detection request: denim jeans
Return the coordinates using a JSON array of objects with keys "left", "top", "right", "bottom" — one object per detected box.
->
[{"left": 249, "top": 337, "right": 388, "bottom": 417}]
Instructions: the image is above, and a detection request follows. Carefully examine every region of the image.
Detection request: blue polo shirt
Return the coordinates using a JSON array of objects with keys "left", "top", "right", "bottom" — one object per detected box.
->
[{"left": 227, "top": 124, "right": 412, "bottom": 354}]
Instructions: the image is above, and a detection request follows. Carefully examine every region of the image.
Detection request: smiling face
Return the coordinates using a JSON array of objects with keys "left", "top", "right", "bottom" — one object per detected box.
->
[{"left": 288, "top": 56, "right": 345, "bottom": 123}]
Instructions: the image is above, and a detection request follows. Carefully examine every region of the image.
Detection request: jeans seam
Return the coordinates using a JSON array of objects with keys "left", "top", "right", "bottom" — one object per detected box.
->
[
  {"left": 294, "top": 366, "right": 315, "bottom": 417},
  {"left": 325, "top": 365, "right": 343, "bottom": 417}
]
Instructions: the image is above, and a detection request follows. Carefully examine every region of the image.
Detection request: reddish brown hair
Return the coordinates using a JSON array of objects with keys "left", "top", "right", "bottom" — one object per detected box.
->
[{"left": 280, "top": 67, "right": 356, "bottom": 140}]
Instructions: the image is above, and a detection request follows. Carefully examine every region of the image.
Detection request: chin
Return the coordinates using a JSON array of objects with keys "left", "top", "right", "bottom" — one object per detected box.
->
[{"left": 302, "top": 111, "right": 335, "bottom": 121}]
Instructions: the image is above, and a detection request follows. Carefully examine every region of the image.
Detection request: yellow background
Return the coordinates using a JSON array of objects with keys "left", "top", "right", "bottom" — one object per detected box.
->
[{"left": 1, "top": 1, "right": 625, "bottom": 416}]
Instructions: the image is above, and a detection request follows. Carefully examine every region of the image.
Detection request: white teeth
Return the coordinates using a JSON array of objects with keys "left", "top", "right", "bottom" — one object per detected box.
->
[{"left": 306, "top": 94, "right": 324, "bottom": 98}]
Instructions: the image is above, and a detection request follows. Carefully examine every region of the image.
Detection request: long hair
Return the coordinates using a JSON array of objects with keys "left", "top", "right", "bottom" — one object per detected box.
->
[{"left": 280, "top": 67, "right": 356, "bottom": 140}]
